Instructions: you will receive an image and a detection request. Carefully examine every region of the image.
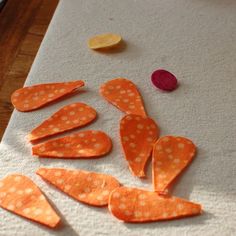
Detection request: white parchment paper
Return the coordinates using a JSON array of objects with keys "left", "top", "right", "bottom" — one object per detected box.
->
[{"left": 0, "top": 0, "right": 236, "bottom": 235}]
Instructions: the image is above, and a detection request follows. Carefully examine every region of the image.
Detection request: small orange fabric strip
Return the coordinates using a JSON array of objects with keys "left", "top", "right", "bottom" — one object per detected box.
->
[
  {"left": 37, "top": 168, "right": 120, "bottom": 206},
  {"left": 32, "top": 130, "right": 112, "bottom": 159},
  {"left": 28, "top": 102, "right": 97, "bottom": 142},
  {"left": 11, "top": 80, "right": 85, "bottom": 112},
  {"left": 100, "top": 78, "right": 147, "bottom": 116},
  {"left": 120, "top": 114, "right": 159, "bottom": 177},
  {"left": 152, "top": 136, "right": 196, "bottom": 193},
  {"left": 0, "top": 174, "right": 60, "bottom": 228},
  {"left": 109, "top": 187, "right": 202, "bottom": 222}
]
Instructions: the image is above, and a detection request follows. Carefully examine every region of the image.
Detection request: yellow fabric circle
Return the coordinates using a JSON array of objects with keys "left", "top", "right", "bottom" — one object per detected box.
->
[{"left": 88, "top": 33, "right": 122, "bottom": 49}]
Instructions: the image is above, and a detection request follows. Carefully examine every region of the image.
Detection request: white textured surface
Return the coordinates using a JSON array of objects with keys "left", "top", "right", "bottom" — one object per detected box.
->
[{"left": 1, "top": 0, "right": 236, "bottom": 235}]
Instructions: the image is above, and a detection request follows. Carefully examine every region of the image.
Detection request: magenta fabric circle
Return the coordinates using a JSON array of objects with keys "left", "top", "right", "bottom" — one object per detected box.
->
[{"left": 151, "top": 69, "right": 178, "bottom": 91}]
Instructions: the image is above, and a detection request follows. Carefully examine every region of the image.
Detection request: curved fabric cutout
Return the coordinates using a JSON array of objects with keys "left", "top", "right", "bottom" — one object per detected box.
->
[
  {"left": 0, "top": 174, "right": 60, "bottom": 228},
  {"left": 37, "top": 168, "right": 120, "bottom": 206},
  {"left": 109, "top": 187, "right": 202, "bottom": 222},
  {"left": 28, "top": 103, "right": 97, "bottom": 142},
  {"left": 100, "top": 78, "right": 147, "bottom": 116},
  {"left": 152, "top": 136, "right": 196, "bottom": 194},
  {"left": 88, "top": 33, "right": 122, "bottom": 50},
  {"left": 11, "top": 80, "right": 84, "bottom": 112},
  {"left": 32, "top": 130, "right": 112, "bottom": 159},
  {"left": 120, "top": 114, "right": 159, "bottom": 177}
]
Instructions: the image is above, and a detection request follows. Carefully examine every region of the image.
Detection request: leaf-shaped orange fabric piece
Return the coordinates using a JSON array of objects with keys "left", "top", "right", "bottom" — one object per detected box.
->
[
  {"left": 37, "top": 168, "right": 120, "bottom": 206},
  {"left": 152, "top": 136, "right": 196, "bottom": 193},
  {"left": 32, "top": 130, "right": 112, "bottom": 159},
  {"left": 28, "top": 103, "right": 97, "bottom": 142},
  {"left": 100, "top": 78, "right": 147, "bottom": 116},
  {"left": 0, "top": 174, "right": 60, "bottom": 228},
  {"left": 109, "top": 187, "right": 202, "bottom": 222},
  {"left": 11, "top": 80, "right": 85, "bottom": 112},
  {"left": 120, "top": 114, "right": 159, "bottom": 177}
]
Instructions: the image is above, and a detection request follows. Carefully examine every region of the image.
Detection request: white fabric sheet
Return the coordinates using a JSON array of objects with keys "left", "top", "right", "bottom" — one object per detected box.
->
[{"left": 0, "top": 0, "right": 236, "bottom": 235}]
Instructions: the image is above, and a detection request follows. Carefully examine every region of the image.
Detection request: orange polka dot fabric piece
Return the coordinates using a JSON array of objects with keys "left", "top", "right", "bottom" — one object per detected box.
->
[
  {"left": 11, "top": 80, "right": 85, "bottom": 112},
  {"left": 120, "top": 114, "right": 159, "bottom": 177},
  {"left": 37, "top": 168, "right": 120, "bottom": 206},
  {"left": 28, "top": 103, "right": 97, "bottom": 142},
  {"left": 100, "top": 78, "right": 147, "bottom": 116},
  {"left": 32, "top": 130, "right": 112, "bottom": 159},
  {"left": 152, "top": 136, "right": 196, "bottom": 193},
  {"left": 0, "top": 174, "right": 60, "bottom": 228},
  {"left": 109, "top": 187, "right": 202, "bottom": 223}
]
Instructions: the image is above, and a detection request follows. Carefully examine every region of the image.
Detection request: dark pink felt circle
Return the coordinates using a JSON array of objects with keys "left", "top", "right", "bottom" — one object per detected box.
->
[{"left": 151, "top": 69, "right": 178, "bottom": 91}]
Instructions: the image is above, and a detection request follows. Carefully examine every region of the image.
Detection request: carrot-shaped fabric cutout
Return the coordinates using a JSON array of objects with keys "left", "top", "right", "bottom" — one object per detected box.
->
[
  {"left": 100, "top": 78, "right": 147, "bottom": 116},
  {"left": 0, "top": 174, "right": 60, "bottom": 228},
  {"left": 37, "top": 168, "right": 120, "bottom": 207},
  {"left": 28, "top": 103, "right": 96, "bottom": 142},
  {"left": 11, "top": 80, "right": 85, "bottom": 112},
  {"left": 32, "top": 130, "right": 112, "bottom": 158},
  {"left": 152, "top": 136, "right": 196, "bottom": 194},
  {"left": 120, "top": 114, "right": 159, "bottom": 177},
  {"left": 109, "top": 187, "right": 202, "bottom": 222}
]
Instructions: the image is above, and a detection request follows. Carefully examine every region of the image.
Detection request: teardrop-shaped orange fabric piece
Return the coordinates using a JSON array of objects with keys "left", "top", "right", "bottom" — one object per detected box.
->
[
  {"left": 32, "top": 130, "right": 112, "bottom": 159},
  {"left": 100, "top": 78, "right": 147, "bottom": 116},
  {"left": 37, "top": 168, "right": 120, "bottom": 206},
  {"left": 0, "top": 174, "right": 60, "bottom": 228},
  {"left": 11, "top": 80, "right": 85, "bottom": 112},
  {"left": 152, "top": 136, "right": 196, "bottom": 194},
  {"left": 28, "top": 103, "right": 97, "bottom": 142},
  {"left": 109, "top": 187, "right": 202, "bottom": 222},
  {"left": 120, "top": 114, "right": 159, "bottom": 177}
]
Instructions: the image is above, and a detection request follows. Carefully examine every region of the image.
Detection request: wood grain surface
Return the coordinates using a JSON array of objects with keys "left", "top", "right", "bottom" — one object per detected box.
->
[{"left": 0, "top": 0, "right": 58, "bottom": 140}]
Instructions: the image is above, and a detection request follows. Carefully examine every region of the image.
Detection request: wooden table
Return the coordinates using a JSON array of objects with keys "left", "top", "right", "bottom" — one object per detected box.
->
[{"left": 0, "top": 0, "right": 58, "bottom": 140}]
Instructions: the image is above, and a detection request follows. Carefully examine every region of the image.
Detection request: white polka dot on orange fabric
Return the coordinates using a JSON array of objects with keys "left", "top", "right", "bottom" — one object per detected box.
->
[
  {"left": 25, "top": 188, "right": 33, "bottom": 194},
  {"left": 84, "top": 187, "right": 91, "bottom": 193},
  {"left": 34, "top": 208, "right": 43, "bottom": 215},
  {"left": 138, "top": 194, "right": 146, "bottom": 199},
  {"left": 139, "top": 201, "right": 146, "bottom": 206},
  {"left": 177, "top": 203, "right": 184, "bottom": 210},
  {"left": 124, "top": 210, "right": 132, "bottom": 216},
  {"left": 16, "top": 201, "right": 23, "bottom": 208},
  {"left": 102, "top": 190, "right": 109, "bottom": 196},
  {"left": 56, "top": 179, "right": 64, "bottom": 184},
  {"left": 94, "top": 143, "right": 101, "bottom": 148},
  {"left": 134, "top": 211, "right": 142, "bottom": 217},
  {"left": 38, "top": 195, "right": 45, "bottom": 201},
  {"left": 96, "top": 195, "right": 103, "bottom": 201},
  {"left": 9, "top": 187, "right": 16, "bottom": 193},
  {"left": 163, "top": 137, "right": 170, "bottom": 142},
  {"left": 129, "top": 143, "right": 136, "bottom": 148},
  {"left": 113, "top": 192, "right": 120, "bottom": 198},
  {"left": 165, "top": 148, "right": 172, "bottom": 153},
  {"left": 0, "top": 192, "right": 6, "bottom": 198},
  {"left": 119, "top": 203, "right": 126, "bottom": 209},
  {"left": 156, "top": 145, "right": 162, "bottom": 151},
  {"left": 178, "top": 143, "right": 185, "bottom": 148},
  {"left": 45, "top": 209, "right": 52, "bottom": 215},
  {"left": 7, "top": 204, "right": 15, "bottom": 210},
  {"left": 54, "top": 171, "right": 61, "bottom": 176},
  {"left": 78, "top": 193, "right": 86, "bottom": 199},
  {"left": 17, "top": 190, "right": 23, "bottom": 195},
  {"left": 162, "top": 212, "right": 168, "bottom": 218},
  {"left": 23, "top": 208, "right": 31, "bottom": 214},
  {"left": 135, "top": 157, "right": 141, "bottom": 162},
  {"left": 174, "top": 158, "right": 180, "bottom": 164}
]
